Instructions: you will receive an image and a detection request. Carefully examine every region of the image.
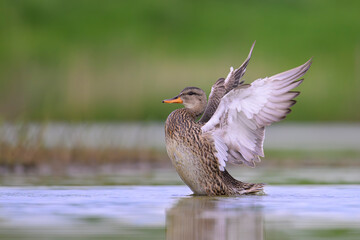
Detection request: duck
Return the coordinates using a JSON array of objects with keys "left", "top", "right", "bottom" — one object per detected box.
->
[{"left": 162, "top": 42, "right": 312, "bottom": 196}]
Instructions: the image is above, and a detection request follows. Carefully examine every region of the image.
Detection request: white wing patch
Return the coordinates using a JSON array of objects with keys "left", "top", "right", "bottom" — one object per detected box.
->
[
  {"left": 224, "top": 67, "right": 234, "bottom": 85},
  {"left": 212, "top": 134, "right": 228, "bottom": 171},
  {"left": 202, "top": 59, "right": 312, "bottom": 170}
]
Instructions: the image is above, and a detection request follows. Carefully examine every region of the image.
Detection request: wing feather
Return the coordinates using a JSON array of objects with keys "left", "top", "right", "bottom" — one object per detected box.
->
[
  {"left": 199, "top": 42, "right": 255, "bottom": 123},
  {"left": 224, "top": 41, "right": 256, "bottom": 91},
  {"left": 269, "top": 91, "right": 300, "bottom": 102},
  {"left": 202, "top": 59, "right": 312, "bottom": 169}
]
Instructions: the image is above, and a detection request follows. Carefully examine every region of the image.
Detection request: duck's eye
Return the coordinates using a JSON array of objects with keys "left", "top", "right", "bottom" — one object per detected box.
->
[{"left": 188, "top": 92, "right": 196, "bottom": 96}]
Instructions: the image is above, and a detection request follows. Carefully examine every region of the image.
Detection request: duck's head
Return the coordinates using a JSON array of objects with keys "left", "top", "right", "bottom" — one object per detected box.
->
[{"left": 162, "top": 87, "right": 207, "bottom": 117}]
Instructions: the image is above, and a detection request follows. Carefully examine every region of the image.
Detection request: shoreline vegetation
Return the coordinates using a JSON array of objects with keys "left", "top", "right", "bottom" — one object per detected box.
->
[
  {"left": 1, "top": 123, "right": 359, "bottom": 176},
  {"left": 1, "top": 143, "right": 359, "bottom": 172},
  {"left": 1, "top": 145, "right": 360, "bottom": 186}
]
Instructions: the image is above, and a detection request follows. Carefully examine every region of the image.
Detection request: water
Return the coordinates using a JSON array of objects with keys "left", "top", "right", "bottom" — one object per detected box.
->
[{"left": 0, "top": 185, "right": 359, "bottom": 240}]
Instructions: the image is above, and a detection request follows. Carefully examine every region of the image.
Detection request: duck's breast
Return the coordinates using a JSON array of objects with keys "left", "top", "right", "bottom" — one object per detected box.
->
[
  {"left": 165, "top": 110, "right": 210, "bottom": 195},
  {"left": 165, "top": 137, "right": 208, "bottom": 195}
]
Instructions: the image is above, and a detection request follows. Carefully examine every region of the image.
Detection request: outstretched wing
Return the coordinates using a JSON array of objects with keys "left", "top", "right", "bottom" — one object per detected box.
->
[
  {"left": 202, "top": 59, "right": 312, "bottom": 170},
  {"left": 199, "top": 41, "right": 256, "bottom": 123}
]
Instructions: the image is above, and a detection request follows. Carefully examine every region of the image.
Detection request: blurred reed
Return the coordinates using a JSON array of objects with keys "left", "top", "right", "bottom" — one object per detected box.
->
[{"left": 1, "top": 122, "right": 359, "bottom": 174}]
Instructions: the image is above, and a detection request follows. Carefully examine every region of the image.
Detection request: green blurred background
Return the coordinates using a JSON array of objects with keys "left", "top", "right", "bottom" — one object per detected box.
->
[{"left": 0, "top": 0, "right": 359, "bottom": 122}]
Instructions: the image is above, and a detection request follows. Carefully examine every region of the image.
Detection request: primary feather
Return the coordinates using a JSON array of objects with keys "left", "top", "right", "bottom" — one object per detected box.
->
[{"left": 199, "top": 41, "right": 256, "bottom": 123}]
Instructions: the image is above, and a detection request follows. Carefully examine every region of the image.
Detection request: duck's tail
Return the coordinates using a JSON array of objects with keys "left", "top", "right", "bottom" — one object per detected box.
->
[
  {"left": 239, "top": 182, "right": 265, "bottom": 195},
  {"left": 221, "top": 169, "right": 265, "bottom": 195}
]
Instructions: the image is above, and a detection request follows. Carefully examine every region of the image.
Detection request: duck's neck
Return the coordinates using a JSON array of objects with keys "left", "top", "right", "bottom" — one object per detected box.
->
[
  {"left": 167, "top": 108, "right": 200, "bottom": 127},
  {"left": 184, "top": 102, "right": 207, "bottom": 119},
  {"left": 174, "top": 108, "right": 199, "bottom": 121},
  {"left": 185, "top": 107, "right": 203, "bottom": 120}
]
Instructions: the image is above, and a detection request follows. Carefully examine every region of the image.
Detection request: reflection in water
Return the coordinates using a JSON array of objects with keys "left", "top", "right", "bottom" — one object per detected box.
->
[
  {"left": 166, "top": 197, "right": 263, "bottom": 240},
  {"left": 0, "top": 186, "right": 359, "bottom": 239}
]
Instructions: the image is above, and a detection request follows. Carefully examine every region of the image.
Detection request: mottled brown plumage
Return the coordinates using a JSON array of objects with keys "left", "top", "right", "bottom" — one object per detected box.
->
[
  {"left": 165, "top": 107, "right": 264, "bottom": 196},
  {"left": 163, "top": 86, "right": 263, "bottom": 196}
]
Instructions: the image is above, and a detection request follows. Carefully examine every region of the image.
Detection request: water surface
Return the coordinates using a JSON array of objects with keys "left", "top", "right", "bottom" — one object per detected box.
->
[{"left": 0, "top": 185, "right": 359, "bottom": 240}]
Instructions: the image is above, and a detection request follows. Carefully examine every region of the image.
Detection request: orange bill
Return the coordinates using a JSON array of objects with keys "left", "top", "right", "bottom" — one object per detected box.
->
[{"left": 162, "top": 96, "right": 183, "bottom": 104}]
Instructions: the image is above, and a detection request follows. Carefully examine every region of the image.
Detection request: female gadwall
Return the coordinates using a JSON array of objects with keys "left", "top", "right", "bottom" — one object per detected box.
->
[{"left": 163, "top": 42, "right": 312, "bottom": 196}]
